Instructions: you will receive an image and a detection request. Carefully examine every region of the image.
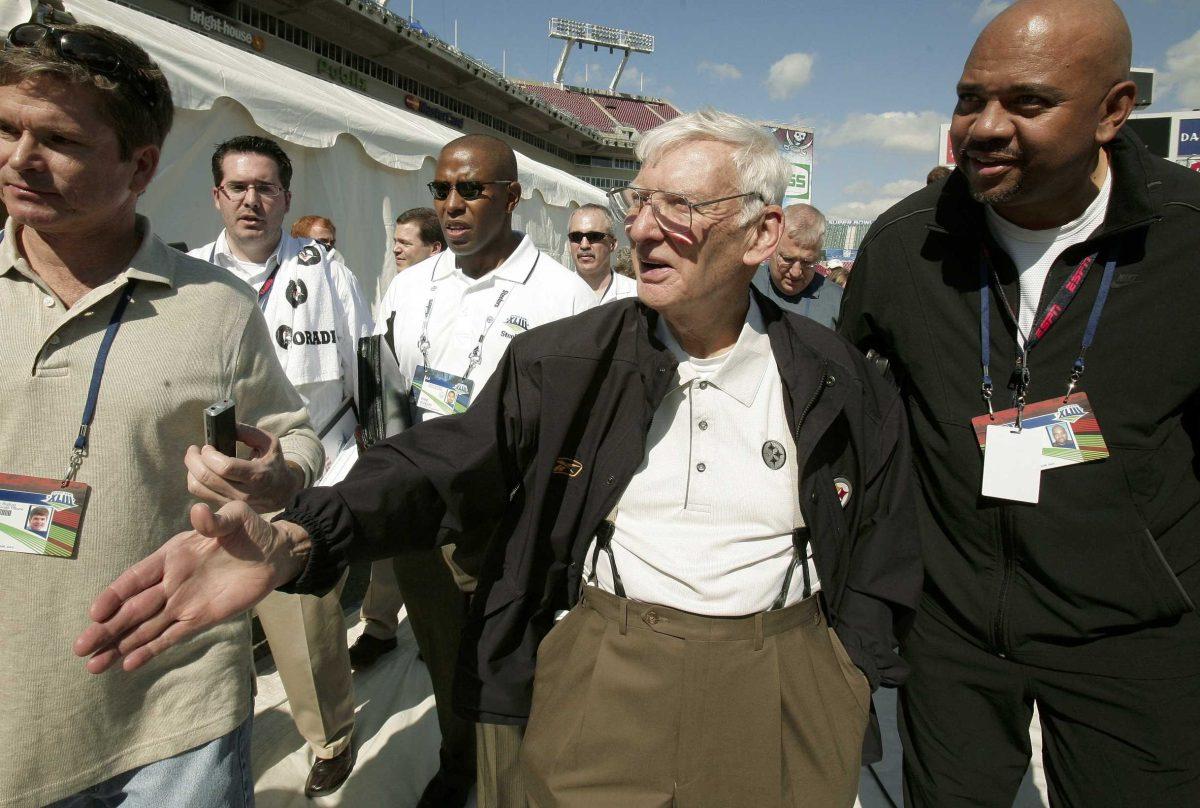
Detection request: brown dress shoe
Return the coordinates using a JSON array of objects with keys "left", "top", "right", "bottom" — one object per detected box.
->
[{"left": 304, "top": 746, "right": 355, "bottom": 798}]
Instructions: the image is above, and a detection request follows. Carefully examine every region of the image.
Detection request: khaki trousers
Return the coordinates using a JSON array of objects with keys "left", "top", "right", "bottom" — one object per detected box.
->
[
  {"left": 359, "top": 558, "right": 406, "bottom": 639},
  {"left": 478, "top": 722, "right": 528, "bottom": 808},
  {"left": 392, "top": 548, "right": 477, "bottom": 786},
  {"left": 521, "top": 587, "right": 870, "bottom": 808},
  {"left": 255, "top": 572, "right": 355, "bottom": 759}
]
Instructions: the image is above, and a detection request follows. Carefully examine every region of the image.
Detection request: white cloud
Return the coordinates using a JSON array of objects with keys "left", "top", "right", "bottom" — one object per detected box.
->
[
  {"left": 1162, "top": 29, "right": 1200, "bottom": 107},
  {"left": 766, "top": 52, "right": 815, "bottom": 100},
  {"left": 971, "top": 0, "right": 1010, "bottom": 24},
  {"left": 829, "top": 179, "right": 924, "bottom": 220},
  {"left": 824, "top": 110, "right": 947, "bottom": 153},
  {"left": 697, "top": 61, "right": 743, "bottom": 82}
]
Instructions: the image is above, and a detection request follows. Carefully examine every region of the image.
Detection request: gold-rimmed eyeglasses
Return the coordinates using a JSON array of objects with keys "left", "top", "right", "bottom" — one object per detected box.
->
[{"left": 606, "top": 186, "right": 764, "bottom": 230}]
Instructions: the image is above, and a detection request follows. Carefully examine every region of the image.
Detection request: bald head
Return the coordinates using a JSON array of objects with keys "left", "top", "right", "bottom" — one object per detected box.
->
[
  {"left": 439, "top": 134, "right": 518, "bottom": 180},
  {"left": 950, "top": 0, "right": 1137, "bottom": 229},
  {"left": 978, "top": 0, "right": 1131, "bottom": 89}
]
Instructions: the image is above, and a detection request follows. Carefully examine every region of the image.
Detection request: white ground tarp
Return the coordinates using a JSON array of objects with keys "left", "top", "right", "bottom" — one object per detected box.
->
[{"left": 2, "top": 0, "right": 606, "bottom": 302}]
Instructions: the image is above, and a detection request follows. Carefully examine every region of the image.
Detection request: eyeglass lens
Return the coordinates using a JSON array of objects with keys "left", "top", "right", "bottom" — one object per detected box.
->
[
  {"left": 611, "top": 189, "right": 692, "bottom": 228},
  {"left": 428, "top": 181, "right": 491, "bottom": 201},
  {"left": 568, "top": 231, "right": 610, "bottom": 243},
  {"left": 223, "top": 182, "right": 282, "bottom": 199}
]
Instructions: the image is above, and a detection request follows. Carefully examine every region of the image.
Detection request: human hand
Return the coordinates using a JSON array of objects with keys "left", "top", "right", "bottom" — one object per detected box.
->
[
  {"left": 185, "top": 424, "right": 305, "bottom": 513},
  {"left": 73, "top": 502, "right": 311, "bottom": 673}
]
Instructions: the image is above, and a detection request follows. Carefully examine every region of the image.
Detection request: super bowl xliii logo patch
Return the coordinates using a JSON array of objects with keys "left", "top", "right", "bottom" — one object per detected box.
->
[
  {"left": 500, "top": 315, "right": 530, "bottom": 339},
  {"left": 834, "top": 477, "right": 852, "bottom": 507},
  {"left": 297, "top": 245, "right": 321, "bottom": 266},
  {"left": 286, "top": 279, "right": 308, "bottom": 308}
]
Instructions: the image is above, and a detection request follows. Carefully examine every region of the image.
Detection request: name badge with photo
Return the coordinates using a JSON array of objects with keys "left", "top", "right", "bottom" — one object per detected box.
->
[
  {"left": 971, "top": 392, "right": 1109, "bottom": 470},
  {"left": 0, "top": 473, "right": 90, "bottom": 558},
  {"left": 412, "top": 365, "right": 475, "bottom": 416}
]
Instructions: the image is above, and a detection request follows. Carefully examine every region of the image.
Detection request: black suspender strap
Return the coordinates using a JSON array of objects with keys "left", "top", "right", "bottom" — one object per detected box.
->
[
  {"left": 589, "top": 520, "right": 625, "bottom": 598},
  {"left": 770, "top": 527, "right": 812, "bottom": 611}
]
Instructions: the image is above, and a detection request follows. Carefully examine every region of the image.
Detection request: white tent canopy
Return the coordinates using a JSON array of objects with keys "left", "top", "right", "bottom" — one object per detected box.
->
[{"left": 2, "top": 0, "right": 606, "bottom": 301}]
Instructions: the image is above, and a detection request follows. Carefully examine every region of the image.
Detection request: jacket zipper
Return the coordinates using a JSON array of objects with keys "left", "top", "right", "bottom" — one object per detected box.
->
[
  {"left": 795, "top": 362, "right": 829, "bottom": 444},
  {"left": 992, "top": 506, "right": 1016, "bottom": 656}
]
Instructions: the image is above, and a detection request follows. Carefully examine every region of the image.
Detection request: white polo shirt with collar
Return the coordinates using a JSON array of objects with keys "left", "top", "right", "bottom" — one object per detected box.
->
[
  {"left": 585, "top": 296, "right": 819, "bottom": 616},
  {"left": 377, "top": 232, "right": 597, "bottom": 424},
  {"left": 598, "top": 269, "right": 638, "bottom": 304}
]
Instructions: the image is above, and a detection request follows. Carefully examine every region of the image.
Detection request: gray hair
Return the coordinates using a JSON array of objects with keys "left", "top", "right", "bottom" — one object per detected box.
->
[
  {"left": 782, "top": 204, "right": 826, "bottom": 247},
  {"left": 636, "top": 108, "right": 790, "bottom": 225},
  {"left": 571, "top": 203, "right": 614, "bottom": 235}
]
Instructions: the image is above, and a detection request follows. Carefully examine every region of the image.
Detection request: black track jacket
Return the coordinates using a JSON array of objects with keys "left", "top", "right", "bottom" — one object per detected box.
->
[
  {"left": 281, "top": 290, "right": 922, "bottom": 731},
  {"left": 840, "top": 129, "right": 1200, "bottom": 677}
]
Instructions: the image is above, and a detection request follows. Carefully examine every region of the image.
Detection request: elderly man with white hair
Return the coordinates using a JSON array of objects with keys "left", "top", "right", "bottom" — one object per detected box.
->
[{"left": 75, "top": 109, "right": 923, "bottom": 808}]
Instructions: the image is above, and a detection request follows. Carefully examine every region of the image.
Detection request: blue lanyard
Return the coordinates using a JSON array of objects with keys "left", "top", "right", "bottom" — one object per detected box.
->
[
  {"left": 979, "top": 252, "right": 1116, "bottom": 420},
  {"left": 63, "top": 282, "right": 137, "bottom": 484}
]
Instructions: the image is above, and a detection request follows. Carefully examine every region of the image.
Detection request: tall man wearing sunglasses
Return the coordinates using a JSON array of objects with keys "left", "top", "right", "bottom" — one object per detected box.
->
[
  {"left": 840, "top": 0, "right": 1200, "bottom": 803},
  {"left": 567, "top": 203, "right": 636, "bottom": 302},
  {"left": 0, "top": 23, "right": 323, "bottom": 807},
  {"left": 190, "top": 135, "right": 371, "bottom": 797},
  {"left": 371, "top": 133, "right": 594, "bottom": 808},
  {"left": 76, "top": 110, "right": 921, "bottom": 807}
]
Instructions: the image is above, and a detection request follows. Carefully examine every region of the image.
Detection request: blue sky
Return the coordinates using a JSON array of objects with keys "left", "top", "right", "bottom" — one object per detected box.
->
[{"left": 393, "top": 0, "right": 1200, "bottom": 219}]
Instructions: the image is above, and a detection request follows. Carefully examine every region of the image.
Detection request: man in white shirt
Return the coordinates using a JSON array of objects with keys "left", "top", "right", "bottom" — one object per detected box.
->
[
  {"left": 567, "top": 203, "right": 637, "bottom": 303},
  {"left": 189, "top": 135, "right": 371, "bottom": 797},
  {"left": 372, "top": 134, "right": 594, "bottom": 808},
  {"left": 81, "top": 113, "right": 920, "bottom": 807}
]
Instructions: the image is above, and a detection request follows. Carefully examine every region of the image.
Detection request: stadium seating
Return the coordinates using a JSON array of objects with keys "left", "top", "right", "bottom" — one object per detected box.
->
[{"left": 517, "top": 82, "right": 682, "bottom": 135}]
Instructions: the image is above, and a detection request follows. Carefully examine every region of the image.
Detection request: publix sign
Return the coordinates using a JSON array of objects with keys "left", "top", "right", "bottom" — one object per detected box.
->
[{"left": 316, "top": 58, "right": 367, "bottom": 93}]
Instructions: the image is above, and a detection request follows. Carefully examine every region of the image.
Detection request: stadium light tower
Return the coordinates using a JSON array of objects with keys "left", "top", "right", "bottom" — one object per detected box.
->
[{"left": 549, "top": 17, "right": 654, "bottom": 93}]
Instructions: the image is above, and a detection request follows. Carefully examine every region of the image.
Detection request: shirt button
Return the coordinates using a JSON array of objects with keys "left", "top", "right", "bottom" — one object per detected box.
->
[
  {"left": 698, "top": 420, "right": 709, "bottom": 431},
  {"left": 696, "top": 462, "right": 706, "bottom": 472},
  {"left": 698, "top": 380, "right": 709, "bottom": 389},
  {"left": 42, "top": 296, "right": 55, "bottom": 308}
]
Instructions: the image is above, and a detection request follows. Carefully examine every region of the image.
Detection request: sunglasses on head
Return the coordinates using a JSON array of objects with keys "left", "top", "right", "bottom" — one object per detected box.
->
[
  {"left": 568, "top": 231, "right": 611, "bottom": 244},
  {"left": 5, "top": 23, "right": 158, "bottom": 105},
  {"left": 427, "top": 180, "right": 514, "bottom": 201}
]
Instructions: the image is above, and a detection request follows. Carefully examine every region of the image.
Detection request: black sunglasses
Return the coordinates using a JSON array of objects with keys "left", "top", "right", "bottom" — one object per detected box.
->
[
  {"left": 5, "top": 23, "right": 158, "bottom": 105},
  {"left": 427, "top": 180, "right": 514, "bottom": 201},
  {"left": 568, "top": 231, "right": 612, "bottom": 244}
]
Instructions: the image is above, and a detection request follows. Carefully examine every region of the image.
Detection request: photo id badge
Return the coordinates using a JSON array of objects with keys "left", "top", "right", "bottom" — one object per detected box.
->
[
  {"left": 0, "top": 472, "right": 90, "bottom": 557},
  {"left": 412, "top": 365, "right": 475, "bottom": 416},
  {"left": 972, "top": 392, "right": 1108, "bottom": 471},
  {"left": 981, "top": 425, "right": 1042, "bottom": 504}
]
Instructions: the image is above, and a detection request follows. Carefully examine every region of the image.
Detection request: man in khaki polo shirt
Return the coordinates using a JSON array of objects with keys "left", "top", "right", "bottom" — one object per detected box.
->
[{"left": 0, "top": 23, "right": 321, "bottom": 807}]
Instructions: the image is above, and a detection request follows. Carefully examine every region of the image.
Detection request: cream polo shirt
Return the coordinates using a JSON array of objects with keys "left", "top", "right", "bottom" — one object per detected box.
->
[
  {"left": 376, "top": 232, "right": 597, "bottom": 424},
  {"left": 585, "top": 297, "right": 819, "bottom": 617},
  {"left": 0, "top": 216, "right": 321, "bottom": 807}
]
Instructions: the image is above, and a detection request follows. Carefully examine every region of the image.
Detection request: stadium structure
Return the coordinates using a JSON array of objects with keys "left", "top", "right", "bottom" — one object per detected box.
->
[
  {"left": 108, "top": 0, "right": 685, "bottom": 190},
  {"left": 106, "top": 0, "right": 812, "bottom": 197}
]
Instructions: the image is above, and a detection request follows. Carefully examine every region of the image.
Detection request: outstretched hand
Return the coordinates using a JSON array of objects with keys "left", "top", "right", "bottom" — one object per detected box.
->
[{"left": 74, "top": 501, "right": 309, "bottom": 673}]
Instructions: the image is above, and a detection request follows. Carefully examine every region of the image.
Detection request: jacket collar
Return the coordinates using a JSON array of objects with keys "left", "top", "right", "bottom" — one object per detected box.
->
[{"left": 929, "top": 127, "right": 1161, "bottom": 241}]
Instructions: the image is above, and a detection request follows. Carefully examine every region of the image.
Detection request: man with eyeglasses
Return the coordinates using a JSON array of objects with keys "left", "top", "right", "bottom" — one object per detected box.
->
[
  {"left": 0, "top": 22, "right": 323, "bottom": 807},
  {"left": 371, "top": 133, "right": 594, "bottom": 808},
  {"left": 567, "top": 203, "right": 636, "bottom": 302},
  {"left": 190, "top": 135, "right": 371, "bottom": 798},
  {"left": 76, "top": 110, "right": 921, "bottom": 806},
  {"left": 752, "top": 203, "right": 841, "bottom": 329}
]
